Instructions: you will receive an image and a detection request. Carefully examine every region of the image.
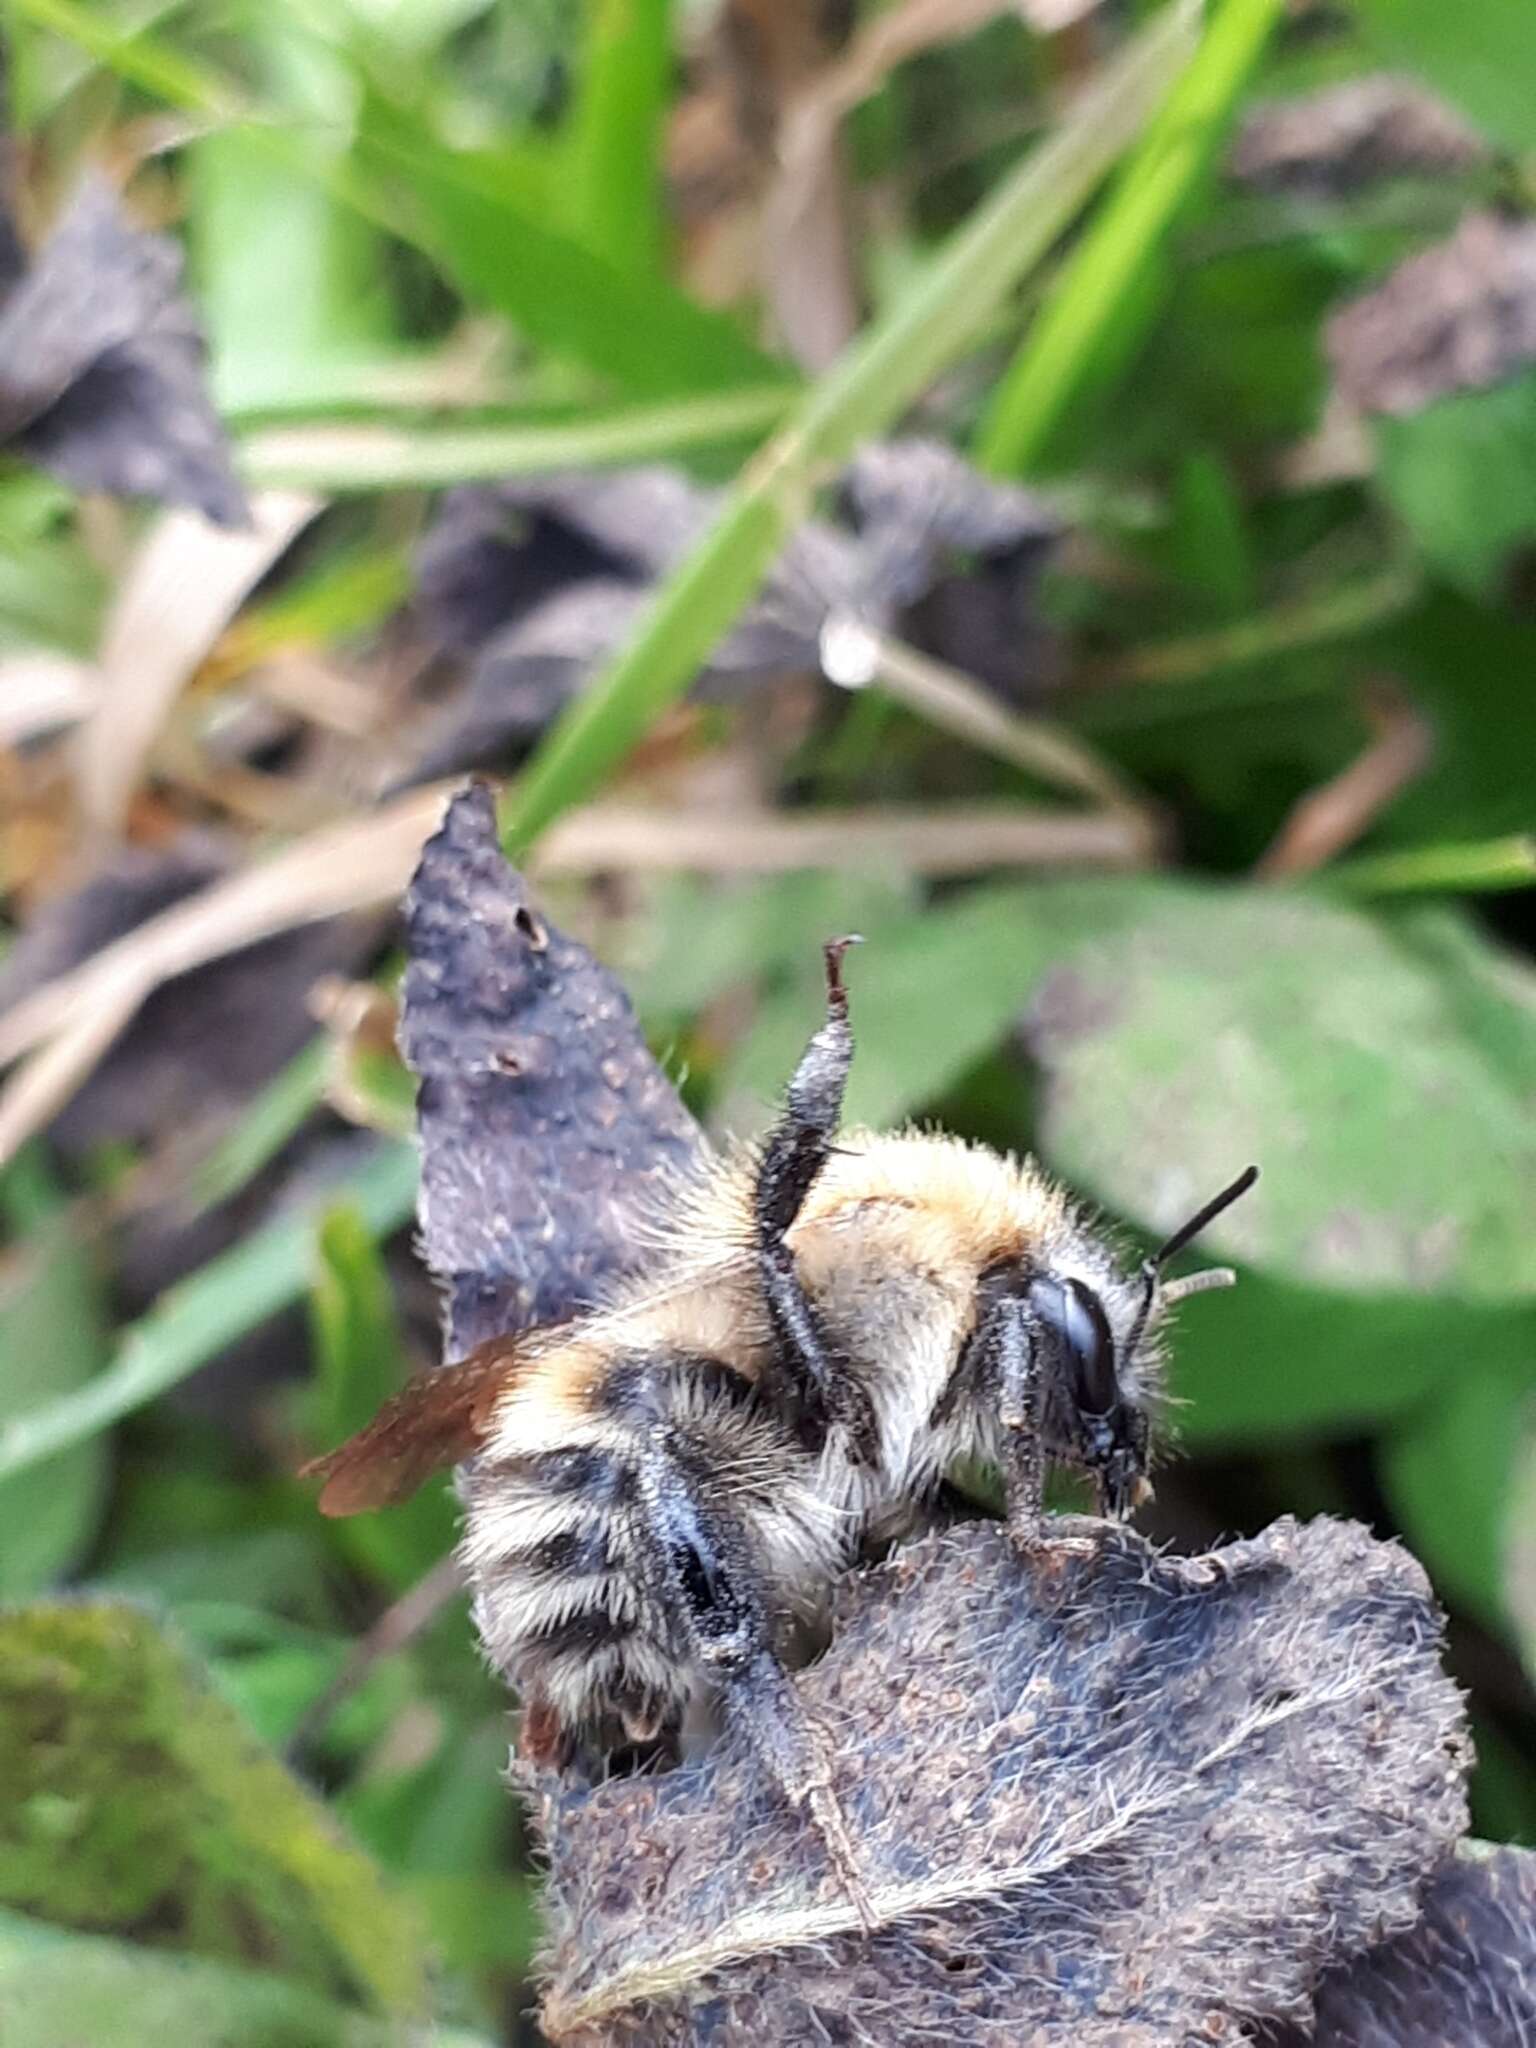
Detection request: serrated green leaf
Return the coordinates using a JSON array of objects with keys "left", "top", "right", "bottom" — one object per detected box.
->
[{"left": 0, "top": 1602, "right": 430, "bottom": 2013}]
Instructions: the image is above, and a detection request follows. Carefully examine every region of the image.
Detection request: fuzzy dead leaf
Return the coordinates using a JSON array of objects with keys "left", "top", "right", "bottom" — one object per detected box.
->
[
  {"left": 399, "top": 782, "right": 702, "bottom": 1354},
  {"left": 532, "top": 1515, "right": 1468, "bottom": 2045}
]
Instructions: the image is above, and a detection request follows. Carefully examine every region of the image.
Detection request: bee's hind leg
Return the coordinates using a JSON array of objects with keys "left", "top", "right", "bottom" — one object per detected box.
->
[
  {"left": 637, "top": 1437, "right": 877, "bottom": 1930},
  {"left": 753, "top": 937, "right": 879, "bottom": 1466}
]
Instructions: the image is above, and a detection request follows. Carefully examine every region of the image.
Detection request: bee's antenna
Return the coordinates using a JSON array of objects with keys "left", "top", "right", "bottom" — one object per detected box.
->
[
  {"left": 1125, "top": 1165, "right": 1259, "bottom": 1357},
  {"left": 1152, "top": 1164, "right": 1259, "bottom": 1271}
]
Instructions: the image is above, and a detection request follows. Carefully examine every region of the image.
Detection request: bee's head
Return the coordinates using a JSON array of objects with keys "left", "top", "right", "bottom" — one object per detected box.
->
[{"left": 1007, "top": 1165, "right": 1259, "bottom": 1518}]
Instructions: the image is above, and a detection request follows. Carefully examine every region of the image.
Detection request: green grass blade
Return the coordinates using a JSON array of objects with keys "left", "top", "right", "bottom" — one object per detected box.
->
[
  {"left": 0, "top": 1145, "right": 418, "bottom": 1483},
  {"left": 1323, "top": 835, "right": 1536, "bottom": 898},
  {"left": 566, "top": 0, "right": 674, "bottom": 276},
  {"left": 240, "top": 385, "right": 793, "bottom": 491},
  {"left": 358, "top": 119, "right": 786, "bottom": 400},
  {"left": 502, "top": 0, "right": 1200, "bottom": 853},
  {"left": 976, "top": 0, "right": 1284, "bottom": 475}
]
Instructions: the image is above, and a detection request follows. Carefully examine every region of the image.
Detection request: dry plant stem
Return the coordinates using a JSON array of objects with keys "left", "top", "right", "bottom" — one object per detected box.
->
[
  {"left": 763, "top": 0, "right": 1033, "bottom": 368},
  {"left": 833, "top": 626, "right": 1161, "bottom": 853},
  {"left": 534, "top": 801, "right": 1148, "bottom": 875},
  {"left": 1254, "top": 686, "right": 1433, "bottom": 878},
  {"left": 1086, "top": 562, "right": 1419, "bottom": 690},
  {"left": 0, "top": 782, "right": 455, "bottom": 1166},
  {"left": 0, "top": 790, "right": 1141, "bottom": 1167},
  {"left": 74, "top": 488, "right": 321, "bottom": 835},
  {"left": 0, "top": 652, "right": 99, "bottom": 745},
  {"left": 288, "top": 1552, "right": 463, "bottom": 1760}
]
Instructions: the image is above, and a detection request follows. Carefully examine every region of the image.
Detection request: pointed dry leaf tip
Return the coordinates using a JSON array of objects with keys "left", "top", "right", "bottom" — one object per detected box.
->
[
  {"left": 399, "top": 783, "right": 703, "bottom": 1354},
  {"left": 530, "top": 1516, "right": 1468, "bottom": 2047}
]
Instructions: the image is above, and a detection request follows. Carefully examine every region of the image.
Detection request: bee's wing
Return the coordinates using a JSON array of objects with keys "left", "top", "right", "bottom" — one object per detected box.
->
[{"left": 299, "top": 1336, "right": 530, "bottom": 1516}]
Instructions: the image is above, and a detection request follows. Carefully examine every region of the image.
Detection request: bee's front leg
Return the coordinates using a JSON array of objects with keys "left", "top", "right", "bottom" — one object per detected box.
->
[{"left": 753, "top": 938, "right": 879, "bottom": 1467}]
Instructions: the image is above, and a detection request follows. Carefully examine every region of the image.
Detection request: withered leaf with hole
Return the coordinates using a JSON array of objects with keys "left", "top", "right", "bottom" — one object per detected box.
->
[
  {"left": 398, "top": 783, "right": 702, "bottom": 1355},
  {"left": 1328, "top": 211, "right": 1536, "bottom": 417},
  {"left": 1260, "top": 1844, "right": 1536, "bottom": 2047},
  {"left": 0, "top": 173, "right": 247, "bottom": 526},
  {"left": 531, "top": 1516, "right": 1468, "bottom": 2047}
]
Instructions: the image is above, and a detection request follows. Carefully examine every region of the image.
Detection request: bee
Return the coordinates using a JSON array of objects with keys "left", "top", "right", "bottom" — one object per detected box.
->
[{"left": 305, "top": 938, "right": 1254, "bottom": 1916}]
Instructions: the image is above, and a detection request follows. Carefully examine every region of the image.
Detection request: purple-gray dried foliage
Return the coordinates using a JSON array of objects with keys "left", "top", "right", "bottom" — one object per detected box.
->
[
  {"left": 1262, "top": 1844, "right": 1536, "bottom": 2047},
  {"left": 531, "top": 1515, "right": 1468, "bottom": 2046},
  {"left": 406, "top": 442, "right": 1060, "bottom": 776},
  {"left": 0, "top": 174, "right": 246, "bottom": 525},
  {"left": 1229, "top": 77, "right": 1485, "bottom": 196},
  {"left": 399, "top": 783, "right": 702, "bottom": 1356},
  {"left": 1328, "top": 211, "right": 1536, "bottom": 417}
]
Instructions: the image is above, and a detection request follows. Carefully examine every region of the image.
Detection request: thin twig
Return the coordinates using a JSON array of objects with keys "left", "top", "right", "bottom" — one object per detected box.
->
[
  {"left": 820, "top": 618, "right": 1163, "bottom": 856},
  {"left": 1254, "top": 684, "right": 1433, "bottom": 879},
  {"left": 536, "top": 800, "right": 1150, "bottom": 876},
  {"left": 288, "top": 1552, "right": 464, "bottom": 1761}
]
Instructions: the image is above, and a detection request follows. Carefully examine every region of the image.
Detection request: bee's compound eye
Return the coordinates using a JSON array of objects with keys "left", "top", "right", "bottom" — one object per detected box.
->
[{"left": 1028, "top": 1273, "right": 1118, "bottom": 1415}]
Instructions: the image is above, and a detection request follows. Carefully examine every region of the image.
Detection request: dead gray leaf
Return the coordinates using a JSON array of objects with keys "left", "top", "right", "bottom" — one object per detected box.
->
[
  {"left": 399, "top": 782, "right": 703, "bottom": 1354},
  {"left": 406, "top": 445, "right": 1062, "bottom": 774},
  {"left": 1230, "top": 76, "right": 1486, "bottom": 196},
  {"left": 0, "top": 174, "right": 247, "bottom": 526},
  {"left": 1328, "top": 211, "right": 1536, "bottom": 417},
  {"left": 1260, "top": 1844, "right": 1536, "bottom": 2047}
]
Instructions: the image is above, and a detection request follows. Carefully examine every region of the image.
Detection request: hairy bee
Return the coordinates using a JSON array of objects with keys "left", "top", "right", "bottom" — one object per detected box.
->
[{"left": 306, "top": 939, "right": 1254, "bottom": 1913}]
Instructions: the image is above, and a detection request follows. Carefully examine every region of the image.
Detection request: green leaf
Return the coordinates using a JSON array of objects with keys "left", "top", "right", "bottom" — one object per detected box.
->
[
  {"left": 565, "top": 0, "right": 673, "bottom": 276},
  {"left": 189, "top": 123, "right": 397, "bottom": 417},
  {"left": 0, "top": 1910, "right": 492, "bottom": 2048},
  {"left": 1382, "top": 1368, "right": 1533, "bottom": 1634},
  {"left": 716, "top": 879, "right": 1156, "bottom": 1136},
  {"left": 1031, "top": 883, "right": 1536, "bottom": 1303},
  {"left": 1360, "top": 0, "right": 1536, "bottom": 153},
  {"left": 0, "top": 1152, "right": 109, "bottom": 1595},
  {"left": 1167, "top": 1274, "right": 1536, "bottom": 1446},
  {"left": 302, "top": 1206, "right": 457, "bottom": 1589},
  {"left": 0, "top": 1602, "right": 430, "bottom": 2012},
  {"left": 1509, "top": 1412, "right": 1536, "bottom": 1683},
  {"left": 0, "top": 1142, "right": 419, "bottom": 1487},
  {"left": 358, "top": 117, "right": 787, "bottom": 400},
  {"left": 1372, "top": 374, "right": 1536, "bottom": 598}
]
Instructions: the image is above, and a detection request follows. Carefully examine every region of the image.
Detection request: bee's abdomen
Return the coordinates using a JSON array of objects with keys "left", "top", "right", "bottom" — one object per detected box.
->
[{"left": 461, "top": 1442, "right": 670, "bottom": 1735}]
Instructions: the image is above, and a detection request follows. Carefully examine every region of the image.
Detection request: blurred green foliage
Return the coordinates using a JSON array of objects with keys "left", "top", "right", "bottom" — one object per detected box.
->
[{"left": 1, "top": 0, "right": 1535, "bottom": 2040}]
